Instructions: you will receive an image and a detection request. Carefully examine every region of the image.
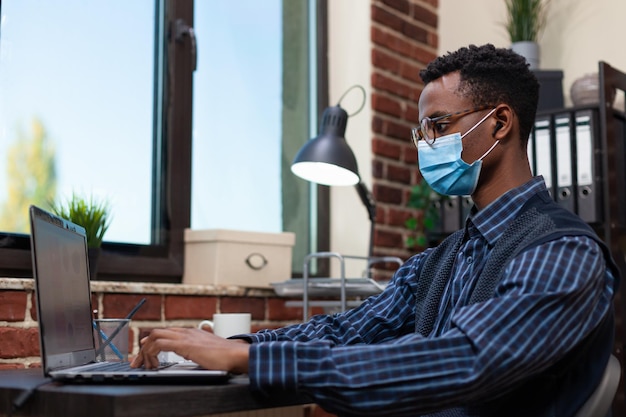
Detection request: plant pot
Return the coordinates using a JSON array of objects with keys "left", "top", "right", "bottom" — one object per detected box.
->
[
  {"left": 511, "top": 41, "right": 540, "bottom": 70},
  {"left": 88, "top": 247, "right": 101, "bottom": 280}
]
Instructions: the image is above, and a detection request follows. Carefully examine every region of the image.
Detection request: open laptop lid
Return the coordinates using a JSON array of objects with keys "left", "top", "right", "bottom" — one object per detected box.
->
[
  {"left": 30, "top": 205, "right": 231, "bottom": 384},
  {"left": 29, "top": 205, "right": 98, "bottom": 376}
]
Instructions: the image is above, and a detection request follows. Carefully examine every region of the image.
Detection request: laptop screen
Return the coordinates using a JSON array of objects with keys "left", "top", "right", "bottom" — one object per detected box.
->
[{"left": 30, "top": 206, "right": 96, "bottom": 372}]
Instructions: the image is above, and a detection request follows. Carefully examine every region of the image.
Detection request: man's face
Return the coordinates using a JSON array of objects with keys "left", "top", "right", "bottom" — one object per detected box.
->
[{"left": 417, "top": 72, "right": 493, "bottom": 164}]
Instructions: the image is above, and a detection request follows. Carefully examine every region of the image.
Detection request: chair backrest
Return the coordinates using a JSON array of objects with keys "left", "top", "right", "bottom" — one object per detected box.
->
[{"left": 574, "top": 354, "right": 622, "bottom": 417}]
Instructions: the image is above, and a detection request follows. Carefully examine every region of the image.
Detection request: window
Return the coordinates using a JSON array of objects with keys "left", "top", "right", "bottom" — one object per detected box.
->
[{"left": 0, "top": 0, "right": 327, "bottom": 281}]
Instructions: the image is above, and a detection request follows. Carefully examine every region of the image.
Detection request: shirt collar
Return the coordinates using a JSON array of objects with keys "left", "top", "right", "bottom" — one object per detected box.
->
[{"left": 467, "top": 176, "right": 548, "bottom": 245}]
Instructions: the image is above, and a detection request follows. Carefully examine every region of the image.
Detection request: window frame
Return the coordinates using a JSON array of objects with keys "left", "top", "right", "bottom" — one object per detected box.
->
[{"left": 0, "top": 0, "right": 329, "bottom": 282}]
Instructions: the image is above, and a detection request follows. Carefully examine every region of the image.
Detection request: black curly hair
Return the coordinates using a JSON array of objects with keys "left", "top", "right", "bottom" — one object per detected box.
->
[{"left": 420, "top": 44, "right": 539, "bottom": 146}]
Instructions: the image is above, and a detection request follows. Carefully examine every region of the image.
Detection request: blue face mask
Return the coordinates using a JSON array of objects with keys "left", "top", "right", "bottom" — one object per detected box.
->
[{"left": 417, "top": 109, "right": 498, "bottom": 196}]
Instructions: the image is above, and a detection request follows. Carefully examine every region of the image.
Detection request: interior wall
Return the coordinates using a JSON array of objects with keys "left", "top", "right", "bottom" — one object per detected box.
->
[
  {"left": 327, "top": 0, "right": 371, "bottom": 277},
  {"left": 439, "top": 0, "right": 626, "bottom": 107}
]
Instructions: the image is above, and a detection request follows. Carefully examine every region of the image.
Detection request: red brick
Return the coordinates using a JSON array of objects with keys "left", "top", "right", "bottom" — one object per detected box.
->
[
  {"left": 102, "top": 294, "right": 161, "bottom": 320},
  {"left": 372, "top": 137, "right": 402, "bottom": 159},
  {"left": 0, "top": 363, "right": 26, "bottom": 370},
  {"left": 411, "top": 3, "right": 437, "bottom": 28},
  {"left": 371, "top": 27, "right": 412, "bottom": 57},
  {"left": 398, "top": 61, "right": 424, "bottom": 85},
  {"left": 372, "top": 48, "right": 402, "bottom": 74},
  {"left": 251, "top": 323, "right": 275, "bottom": 332},
  {"left": 410, "top": 43, "right": 437, "bottom": 65},
  {"left": 375, "top": 228, "right": 405, "bottom": 249},
  {"left": 220, "top": 297, "right": 265, "bottom": 320},
  {"left": 0, "top": 291, "right": 27, "bottom": 321},
  {"left": 372, "top": 92, "right": 402, "bottom": 117},
  {"left": 374, "top": 184, "right": 403, "bottom": 205},
  {"left": 429, "top": 31, "right": 439, "bottom": 49},
  {"left": 0, "top": 327, "right": 40, "bottom": 358},
  {"left": 371, "top": 4, "right": 405, "bottom": 33},
  {"left": 381, "top": 0, "right": 410, "bottom": 14},
  {"left": 91, "top": 294, "right": 98, "bottom": 315},
  {"left": 403, "top": 146, "right": 419, "bottom": 165},
  {"left": 387, "top": 207, "right": 415, "bottom": 228},
  {"left": 406, "top": 103, "right": 419, "bottom": 124},
  {"left": 371, "top": 0, "right": 432, "bottom": 262},
  {"left": 402, "top": 20, "right": 429, "bottom": 44},
  {"left": 387, "top": 118, "right": 412, "bottom": 141},
  {"left": 30, "top": 294, "right": 37, "bottom": 322},
  {"left": 164, "top": 295, "right": 217, "bottom": 320},
  {"left": 373, "top": 159, "right": 385, "bottom": 180},
  {"left": 372, "top": 72, "right": 413, "bottom": 101},
  {"left": 372, "top": 117, "right": 410, "bottom": 143},
  {"left": 267, "top": 298, "right": 303, "bottom": 321},
  {"left": 387, "top": 164, "right": 411, "bottom": 184}
]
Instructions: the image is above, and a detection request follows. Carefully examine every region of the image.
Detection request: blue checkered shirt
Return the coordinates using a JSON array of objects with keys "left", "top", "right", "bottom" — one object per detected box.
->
[{"left": 242, "top": 177, "right": 616, "bottom": 416}]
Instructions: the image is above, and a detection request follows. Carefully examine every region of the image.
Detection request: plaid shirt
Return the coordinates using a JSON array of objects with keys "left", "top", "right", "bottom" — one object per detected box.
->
[{"left": 243, "top": 177, "right": 616, "bottom": 416}]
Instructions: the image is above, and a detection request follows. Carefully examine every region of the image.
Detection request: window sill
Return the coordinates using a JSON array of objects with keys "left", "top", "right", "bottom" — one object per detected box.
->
[{"left": 0, "top": 277, "right": 276, "bottom": 297}]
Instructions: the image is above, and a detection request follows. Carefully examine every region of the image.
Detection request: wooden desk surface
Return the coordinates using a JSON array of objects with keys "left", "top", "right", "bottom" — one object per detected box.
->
[{"left": 0, "top": 369, "right": 311, "bottom": 417}]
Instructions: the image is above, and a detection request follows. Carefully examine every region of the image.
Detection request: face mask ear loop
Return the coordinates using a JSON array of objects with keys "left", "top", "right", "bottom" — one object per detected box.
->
[
  {"left": 478, "top": 140, "right": 499, "bottom": 161},
  {"left": 460, "top": 108, "right": 497, "bottom": 139}
]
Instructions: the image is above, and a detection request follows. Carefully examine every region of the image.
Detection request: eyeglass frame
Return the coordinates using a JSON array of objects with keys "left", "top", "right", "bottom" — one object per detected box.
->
[{"left": 411, "top": 105, "right": 494, "bottom": 147}]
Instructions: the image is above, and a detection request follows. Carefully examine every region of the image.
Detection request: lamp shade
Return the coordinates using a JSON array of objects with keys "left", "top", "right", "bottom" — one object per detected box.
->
[{"left": 291, "top": 105, "right": 360, "bottom": 186}]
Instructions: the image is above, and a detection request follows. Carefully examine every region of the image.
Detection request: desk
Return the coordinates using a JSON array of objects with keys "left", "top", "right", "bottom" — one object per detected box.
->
[{"left": 0, "top": 369, "right": 312, "bottom": 417}]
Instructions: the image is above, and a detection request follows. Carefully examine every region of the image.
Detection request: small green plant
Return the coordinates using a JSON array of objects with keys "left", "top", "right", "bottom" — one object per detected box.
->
[
  {"left": 505, "top": 0, "right": 549, "bottom": 42},
  {"left": 405, "top": 182, "right": 442, "bottom": 250},
  {"left": 51, "top": 193, "right": 111, "bottom": 248}
]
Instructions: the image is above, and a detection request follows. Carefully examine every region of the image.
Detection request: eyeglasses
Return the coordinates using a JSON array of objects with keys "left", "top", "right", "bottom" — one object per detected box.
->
[{"left": 411, "top": 105, "right": 494, "bottom": 147}]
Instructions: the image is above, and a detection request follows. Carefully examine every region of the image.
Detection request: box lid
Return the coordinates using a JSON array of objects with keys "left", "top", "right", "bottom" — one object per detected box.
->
[{"left": 184, "top": 228, "right": 295, "bottom": 246}]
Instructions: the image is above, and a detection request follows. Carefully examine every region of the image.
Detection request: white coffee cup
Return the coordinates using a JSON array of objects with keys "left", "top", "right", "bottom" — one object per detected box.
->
[{"left": 198, "top": 313, "right": 251, "bottom": 338}]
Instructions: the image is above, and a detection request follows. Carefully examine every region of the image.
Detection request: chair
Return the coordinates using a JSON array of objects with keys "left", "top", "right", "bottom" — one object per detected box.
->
[{"left": 574, "top": 354, "right": 622, "bottom": 417}]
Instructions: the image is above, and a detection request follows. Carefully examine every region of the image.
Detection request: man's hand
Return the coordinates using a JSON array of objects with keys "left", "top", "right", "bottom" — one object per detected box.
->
[{"left": 130, "top": 327, "right": 250, "bottom": 374}]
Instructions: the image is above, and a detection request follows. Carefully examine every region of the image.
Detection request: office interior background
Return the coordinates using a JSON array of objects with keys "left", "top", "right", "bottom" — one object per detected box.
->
[{"left": 0, "top": 0, "right": 625, "bottom": 414}]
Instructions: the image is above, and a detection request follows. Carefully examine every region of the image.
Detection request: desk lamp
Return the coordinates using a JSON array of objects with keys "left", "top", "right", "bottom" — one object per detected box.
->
[{"left": 291, "top": 86, "right": 376, "bottom": 258}]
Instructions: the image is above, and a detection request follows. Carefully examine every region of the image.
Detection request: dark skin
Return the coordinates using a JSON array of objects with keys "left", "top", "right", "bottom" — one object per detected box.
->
[
  {"left": 419, "top": 71, "right": 533, "bottom": 209},
  {"left": 132, "top": 71, "right": 535, "bottom": 374},
  {"left": 130, "top": 327, "right": 250, "bottom": 373}
]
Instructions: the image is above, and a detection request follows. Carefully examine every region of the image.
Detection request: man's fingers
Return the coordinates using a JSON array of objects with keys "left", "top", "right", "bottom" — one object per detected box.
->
[{"left": 133, "top": 328, "right": 192, "bottom": 369}]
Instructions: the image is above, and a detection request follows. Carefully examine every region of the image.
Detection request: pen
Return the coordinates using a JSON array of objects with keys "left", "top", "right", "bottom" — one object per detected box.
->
[
  {"left": 93, "top": 320, "right": 124, "bottom": 360},
  {"left": 95, "top": 297, "right": 147, "bottom": 359}
]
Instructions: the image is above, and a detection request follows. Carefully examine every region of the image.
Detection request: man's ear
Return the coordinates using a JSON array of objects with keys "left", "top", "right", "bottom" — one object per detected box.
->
[
  {"left": 492, "top": 105, "right": 514, "bottom": 140},
  {"left": 492, "top": 121, "right": 503, "bottom": 136}
]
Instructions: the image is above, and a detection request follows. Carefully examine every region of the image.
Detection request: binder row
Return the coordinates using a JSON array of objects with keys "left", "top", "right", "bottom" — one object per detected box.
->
[{"left": 529, "top": 108, "right": 602, "bottom": 224}]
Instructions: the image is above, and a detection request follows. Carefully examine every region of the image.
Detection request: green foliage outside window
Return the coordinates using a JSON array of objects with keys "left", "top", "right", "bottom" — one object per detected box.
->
[{"left": 0, "top": 118, "right": 57, "bottom": 233}]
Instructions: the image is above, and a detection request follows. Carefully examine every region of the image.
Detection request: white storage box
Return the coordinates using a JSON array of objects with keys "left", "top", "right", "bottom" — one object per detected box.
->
[{"left": 183, "top": 229, "right": 296, "bottom": 288}]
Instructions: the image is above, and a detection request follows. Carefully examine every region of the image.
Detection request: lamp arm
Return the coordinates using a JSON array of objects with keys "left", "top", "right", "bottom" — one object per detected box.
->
[
  {"left": 355, "top": 182, "right": 376, "bottom": 259},
  {"left": 355, "top": 181, "right": 376, "bottom": 222}
]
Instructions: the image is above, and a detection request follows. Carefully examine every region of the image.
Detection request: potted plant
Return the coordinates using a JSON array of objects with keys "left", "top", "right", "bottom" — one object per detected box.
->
[
  {"left": 505, "top": 0, "right": 549, "bottom": 69},
  {"left": 405, "top": 182, "right": 443, "bottom": 251},
  {"left": 51, "top": 193, "right": 111, "bottom": 279}
]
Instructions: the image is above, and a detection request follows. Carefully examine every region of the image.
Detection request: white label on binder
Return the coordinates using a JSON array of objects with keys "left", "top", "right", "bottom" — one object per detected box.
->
[
  {"left": 555, "top": 116, "right": 572, "bottom": 187},
  {"left": 533, "top": 119, "right": 552, "bottom": 188},
  {"left": 576, "top": 115, "right": 593, "bottom": 186}
]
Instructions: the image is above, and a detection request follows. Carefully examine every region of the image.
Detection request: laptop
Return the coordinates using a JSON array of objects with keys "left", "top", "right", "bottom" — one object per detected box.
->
[{"left": 29, "top": 205, "right": 231, "bottom": 383}]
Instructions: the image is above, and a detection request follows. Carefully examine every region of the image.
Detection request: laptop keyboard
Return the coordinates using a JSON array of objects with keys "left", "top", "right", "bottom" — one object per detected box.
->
[{"left": 86, "top": 361, "right": 176, "bottom": 372}]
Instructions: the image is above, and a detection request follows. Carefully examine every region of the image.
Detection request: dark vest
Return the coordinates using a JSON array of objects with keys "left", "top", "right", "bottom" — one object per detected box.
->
[{"left": 417, "top": 190, "right": 620, "bottom": 417}]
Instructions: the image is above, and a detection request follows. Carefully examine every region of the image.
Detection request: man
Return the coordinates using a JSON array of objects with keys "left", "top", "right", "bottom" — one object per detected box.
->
[{"left": 132, "top": 44, "right": 619, "bottom": 417}]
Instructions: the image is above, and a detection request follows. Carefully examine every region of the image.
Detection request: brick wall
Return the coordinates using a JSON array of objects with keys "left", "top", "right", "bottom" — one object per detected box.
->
[
  {"left": 0, "top": 279, "right": 314, "bottom": 369},
  {"left": 370, "top": 0, "right": 438, "bottom": 265}
]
